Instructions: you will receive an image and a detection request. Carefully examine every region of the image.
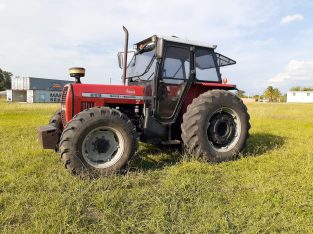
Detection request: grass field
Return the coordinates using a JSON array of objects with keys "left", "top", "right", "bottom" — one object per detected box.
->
[{"left": 1, "top": 99, "right": 313, "bottom": 233}]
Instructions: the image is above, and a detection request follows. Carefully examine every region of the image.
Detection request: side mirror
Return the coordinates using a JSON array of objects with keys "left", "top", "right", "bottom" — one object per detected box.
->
[
  {"left": 117, "top": 52, "right": 124, "bottom": 69},
  {"left": 117, "top": 51, "right": 135, "bottom": 69}
]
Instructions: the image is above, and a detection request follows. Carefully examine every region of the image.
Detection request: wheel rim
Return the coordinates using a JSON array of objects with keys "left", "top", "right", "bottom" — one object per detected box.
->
[
  {"left": 206, "top": 107, "right": 241, "bottom": 152},
  {"left": 82, "top": 126, "right": 124, "bottom": 168}
]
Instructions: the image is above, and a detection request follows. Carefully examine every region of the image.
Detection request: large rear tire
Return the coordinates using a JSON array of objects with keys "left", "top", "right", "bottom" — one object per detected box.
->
[
  {"left": 49, "top": 110, "right": 63, "bottom": 152},
  {"left": 59, "top": 107, "right": 137, "bottom": 176},
  {"left": 181, "top": 90, "right": 250, "bottom": 162}
]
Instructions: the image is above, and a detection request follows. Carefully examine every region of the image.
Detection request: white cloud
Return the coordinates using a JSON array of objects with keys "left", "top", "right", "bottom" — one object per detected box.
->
[
  {"left": 269, "top": 60, "right": 313, "bottom": 83},
  {"left": 0, "top": 3, "right": 5, "bottom": 12},
  {"left": 280, "top": 14, "right": 304, "bottom": 24}
]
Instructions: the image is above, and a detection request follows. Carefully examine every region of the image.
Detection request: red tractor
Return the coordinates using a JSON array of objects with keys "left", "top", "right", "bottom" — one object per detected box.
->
[{"left": 39, "top": 27, "right": 250, "bottom": 176}]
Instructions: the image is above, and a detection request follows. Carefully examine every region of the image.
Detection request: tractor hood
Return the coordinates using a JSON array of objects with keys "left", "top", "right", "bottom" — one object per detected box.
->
[
  {"left": 71, "top": 83, "right": 144, "bottom": 102},
  {"left": 61, "top": 83, "right": 145, "bottom": 123}
]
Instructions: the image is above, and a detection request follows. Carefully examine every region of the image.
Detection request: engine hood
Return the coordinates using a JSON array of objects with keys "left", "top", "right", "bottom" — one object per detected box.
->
[{"left": 71, "top": 83, "right": 145, "bottom": 100}]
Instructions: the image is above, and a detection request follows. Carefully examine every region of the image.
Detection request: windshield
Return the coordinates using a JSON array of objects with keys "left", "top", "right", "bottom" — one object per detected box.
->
[{"left": 126, "top": 50, "right": 156, "bottom": 80}]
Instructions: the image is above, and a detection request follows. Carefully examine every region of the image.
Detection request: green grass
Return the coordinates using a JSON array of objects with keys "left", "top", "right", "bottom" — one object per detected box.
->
[{"left": 1, "top": 99, "right": 313, "bottom": 233}]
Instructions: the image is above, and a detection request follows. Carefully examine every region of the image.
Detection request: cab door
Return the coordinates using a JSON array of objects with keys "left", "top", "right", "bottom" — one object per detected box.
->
[{"left": 155, "top": 45, "right": 191, "bottom": 121}]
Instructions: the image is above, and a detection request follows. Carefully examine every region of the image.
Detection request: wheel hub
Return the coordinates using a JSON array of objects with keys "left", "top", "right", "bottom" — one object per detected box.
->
[
  {"left": 92, "top": 137, "right": 112, "bottom": 154},
  {"left": 207, "top": 109, "right": 239, "bottom": 150},
  {"left": 82, "top": 127, "right": 124, "bottom": 168}
]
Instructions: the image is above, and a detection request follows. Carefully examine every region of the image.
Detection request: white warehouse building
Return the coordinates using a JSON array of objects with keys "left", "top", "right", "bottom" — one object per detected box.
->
[
  {"left": 7, "top": 76, "right": 71, "bottom": 103},
  {"left": 287, "top": 91, "right": 313, "bottom": 103}
]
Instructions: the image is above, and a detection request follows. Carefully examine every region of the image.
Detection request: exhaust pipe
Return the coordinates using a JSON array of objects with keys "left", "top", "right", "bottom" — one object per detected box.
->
[{"left": 122, "top": 26, "right": 129, "bottom": 86}]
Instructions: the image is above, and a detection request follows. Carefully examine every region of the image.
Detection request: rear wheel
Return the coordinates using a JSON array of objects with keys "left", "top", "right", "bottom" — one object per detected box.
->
[
  {"left": 49, "top": 110, "right": 63, "bottom": 152},
  {"left": 181, "top": 90, "right": 250, "bottom": 162},
  {"left": 59, "top": 107, "right": 137, "bottom": 176}
]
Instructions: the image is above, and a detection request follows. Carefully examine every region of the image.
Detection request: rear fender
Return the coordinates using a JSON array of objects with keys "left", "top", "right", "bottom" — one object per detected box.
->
[{"left": 182, "top": 82, "right": 237, "bottom": 117}]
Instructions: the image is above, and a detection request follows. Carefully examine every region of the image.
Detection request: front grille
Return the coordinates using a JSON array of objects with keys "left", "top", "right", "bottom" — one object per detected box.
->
[
  {"left": 81, "top": 101, "right": 94, "bottom": 111},
  {"left": 60, "top": 86, "right": 69, "bottom": 125}
]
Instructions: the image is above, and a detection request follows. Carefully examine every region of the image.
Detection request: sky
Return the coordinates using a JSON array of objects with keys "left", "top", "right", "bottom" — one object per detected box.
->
[{"left": 0, "top": 0, "right": 312, "bottom": 95}]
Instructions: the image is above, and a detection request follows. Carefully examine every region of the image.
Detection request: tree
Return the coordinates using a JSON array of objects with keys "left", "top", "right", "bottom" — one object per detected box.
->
[
  {"left": 302, "top": 87, "right": 313, "bottom": 91},
  {"left": 252, "top": 94, "right": 260, "bottom": 102},
  {"left": 290, "top": 86, "right": 301, "bottom": 91},
  {"left": 264, "top": 86, "right": 274, "bottom": 102},
  {"left": 289, "top": 86, "right": 313, "bottom": 91},
  {"left": 235, "top": 90, "right": 246, "bottom": 98},
  {"left": 263, "top": 86, "right": 281, "bottom": 102},
  {"left": 0, "top": 68, "right": 12, "bottom": 91},
  {"left": 273, "top": 88, "right": 281, "bottom": 102},
  {"left": 280, "top": 93, "right": 287, "bottom": 102}
]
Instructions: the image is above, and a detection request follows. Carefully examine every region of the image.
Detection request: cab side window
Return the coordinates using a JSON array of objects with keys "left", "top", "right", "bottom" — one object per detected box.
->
[
  {"left": 162, "top": 47, "right": 189, "bottom": 81},
  {"left": 195, "top": 48, "right": 220, "bottom": 82}
]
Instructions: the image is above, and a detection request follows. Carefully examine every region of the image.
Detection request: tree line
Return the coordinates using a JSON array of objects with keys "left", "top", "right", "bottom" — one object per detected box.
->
[
  {"left": 289, "top": 86, "right": 313, "bottom": 91},
  {"left": 236, "top": 86, "right": 284, "bottom": 102},
  {"left": 236, "top": 85, "right": 313, "bottom": 102},
  {"left": 1, "top": 66, "right": 312, "bottom": 102}
]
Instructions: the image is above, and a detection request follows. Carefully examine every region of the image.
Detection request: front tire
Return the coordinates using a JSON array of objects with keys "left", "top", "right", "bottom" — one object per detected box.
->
[
  {"left": 59, "top": 107, "right": 137, "bottom": 176},
  {"left": 181, "top": 90, "right": 250, "bottom": 162}
]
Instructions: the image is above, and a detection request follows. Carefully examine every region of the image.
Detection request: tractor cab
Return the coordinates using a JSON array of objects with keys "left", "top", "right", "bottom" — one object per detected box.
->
[{"left": 118, "top": 35, "right": 237, "bottom": 124}]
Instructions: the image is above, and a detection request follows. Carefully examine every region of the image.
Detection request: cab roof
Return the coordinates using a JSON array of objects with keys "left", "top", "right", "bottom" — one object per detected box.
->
[
  {"left": 134, "top": 35, "right": 236, "bottom": 67},
  {"left": 135, "top": 35, "right": 217, "bottom": 50}
]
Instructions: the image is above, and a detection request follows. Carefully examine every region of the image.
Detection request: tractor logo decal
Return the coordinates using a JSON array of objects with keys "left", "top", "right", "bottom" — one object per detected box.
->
[
  {"left": 82, "top": 92, "right": 144, "bottom": 100},
  {"left": 126, "top": 89, "right": 135, "bottom": 94}
]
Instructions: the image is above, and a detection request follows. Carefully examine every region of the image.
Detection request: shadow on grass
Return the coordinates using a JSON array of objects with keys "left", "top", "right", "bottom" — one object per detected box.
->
[
  {"left": 242, "top": 133, "right": 285, "bottom": 157},
  {"left": 130, "top": 143, "right": 183, "bottom": 172},
  {"left": 131, "top": 133, "right": 285, "bottom": 172}
]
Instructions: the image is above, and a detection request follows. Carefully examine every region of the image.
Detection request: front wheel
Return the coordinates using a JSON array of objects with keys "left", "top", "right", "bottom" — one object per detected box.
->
[
  {"left": 59, "top": 107, "right": 138, "bottom": 176},
  {"left": 181, "top": 90, "right": 250, "bottom": 162}
]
